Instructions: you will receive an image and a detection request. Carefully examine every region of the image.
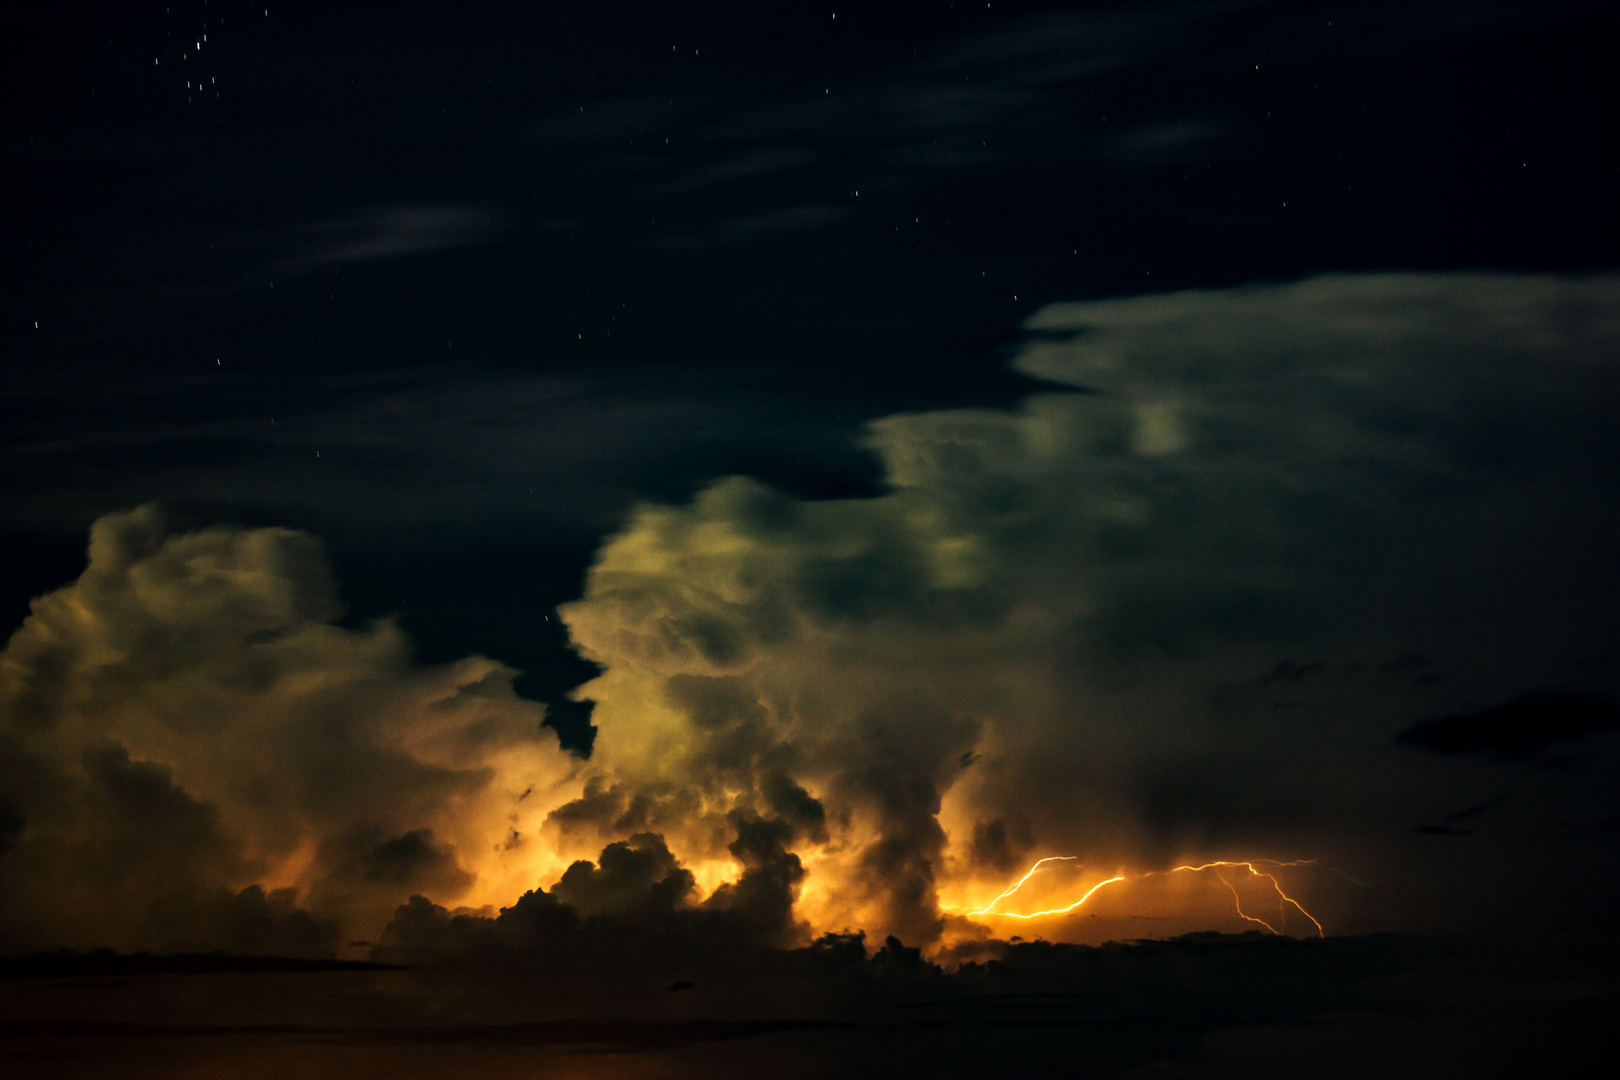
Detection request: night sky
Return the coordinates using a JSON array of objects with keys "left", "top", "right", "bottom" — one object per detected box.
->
[{"left": 2, "top": 2, "right": 1617, "bottom": 1076}]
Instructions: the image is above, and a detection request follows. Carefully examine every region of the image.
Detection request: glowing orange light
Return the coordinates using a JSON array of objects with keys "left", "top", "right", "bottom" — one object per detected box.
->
[
  {"left": 969, "top": 855, "right": 1078, "bottom": 914},
  {"left": 1168, "top": 860, "right": 1324, "bottom": 937},
  {"left": 958, "top": 856, "right": 1327, "bottom": 936},
  {"left": 971, "top": 874, "right": 1128, "bottom": 919}
]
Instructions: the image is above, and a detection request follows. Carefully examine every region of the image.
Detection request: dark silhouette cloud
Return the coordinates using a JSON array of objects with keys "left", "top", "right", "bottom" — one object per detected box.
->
[
  {"left": 760, "top": 772, "right": 828, "bottom": 843},
  {"left": 323, "top": 828, "right": 475, "bottom": 892},
  {"left": 703, "top": 813, "right": 808, "bottom": 948},
  {"left": 1396, "top": 691, "right": 1620, "bottom": 761},
  {"left": 968, "top": 815, "right": 1034, "bottom": 874},
  {"left": 139, "top": 886, "right": 341, "bottom": 959},
  {"left": 308, "top": 827, "right": 478, "bottom": 933},
  {"left": 552, "top": 833, "right": 696, "bottom": 920},
  {"left": 543, "top": 775, "right": 625, "bottom": 839},
  {"left": 0, "top": 739, "right": 250, "bottom": 951},
  {"left": 377, "top": 818, "right": 816, "bottom": 973}
]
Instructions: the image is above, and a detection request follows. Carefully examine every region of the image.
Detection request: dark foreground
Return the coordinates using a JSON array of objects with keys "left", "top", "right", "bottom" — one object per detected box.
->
[{"left": 2, "top": 933, "right": 1611, "bottom": 1079}]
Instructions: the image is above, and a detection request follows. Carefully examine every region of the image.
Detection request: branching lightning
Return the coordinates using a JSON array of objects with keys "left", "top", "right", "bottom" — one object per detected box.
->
[
  {"left": 969, "top": 871, "right": 1128, "bottom": 920},
  {"left": 1170, "top": 860, "right": 1324, "bottom": 937},
  {"left": 969, "top": 855, "right": 1078, "bottom": 915},
  {"left": 956, "top": 856, "right": 1328, "bottom": 936}
]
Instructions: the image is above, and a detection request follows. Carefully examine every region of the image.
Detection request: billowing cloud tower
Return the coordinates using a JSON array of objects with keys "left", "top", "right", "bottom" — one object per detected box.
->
[{"left": 4, "top": 274, "right": 1616, "bottom": 956}]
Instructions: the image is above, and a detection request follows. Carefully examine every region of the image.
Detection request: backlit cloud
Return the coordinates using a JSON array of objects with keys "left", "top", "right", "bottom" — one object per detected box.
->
[
  {"left": 560, "top": 272, "right": 1620, "bottom": 945},
  {"left": 3, "top": 273, "right": 1616, "bottom": 958},
  {"left": 0, "top": 506, "right": 573, "bottom": 951}
]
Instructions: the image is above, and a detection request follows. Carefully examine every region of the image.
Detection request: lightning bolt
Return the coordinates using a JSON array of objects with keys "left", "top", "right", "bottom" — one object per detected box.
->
[
  {"left": 1169, "top": 860, "right": 1324, "bottom": 937},
  {"left": 1213, "top": 871, "right": 1275, "bottom": 932},
  {"left": 969, "top": 855, "right": 1078, "bottom": 915},
  {"left": 959, "top": 857, "right": 1327, "bottom": 936},
  {"left": 971, "top": 874, "right": 1128, "bottom": 920}
]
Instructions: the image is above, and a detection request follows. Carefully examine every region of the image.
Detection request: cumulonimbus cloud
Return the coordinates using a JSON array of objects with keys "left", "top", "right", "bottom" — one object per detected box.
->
[
  {"left": 0, "top": 506, "right": 574, "bottom": 952},
  {"left": 3, "top": 273, "right": 1616, "bottom": 956},
  {"left": 558, "top": 272, "right": 1620, "bottom": 945}
]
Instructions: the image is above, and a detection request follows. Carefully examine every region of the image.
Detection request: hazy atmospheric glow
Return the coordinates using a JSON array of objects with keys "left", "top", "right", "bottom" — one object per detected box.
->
[{"left": 3, "top": 273, "right": 1617, "bottom": 959}]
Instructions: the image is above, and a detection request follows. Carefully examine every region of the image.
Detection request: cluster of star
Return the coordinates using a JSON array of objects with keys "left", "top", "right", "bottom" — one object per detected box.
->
[{"left": 150, "top": 2, "right": 267, "bottom": 104}]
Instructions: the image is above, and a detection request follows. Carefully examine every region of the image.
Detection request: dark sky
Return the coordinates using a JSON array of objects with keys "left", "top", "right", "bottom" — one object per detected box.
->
[
  {"left": 1, "top": 1, "right": 1618, "bottom": 1074},
  {"left": 6, "top": 0, "right": 1615, "bottom": 723}
]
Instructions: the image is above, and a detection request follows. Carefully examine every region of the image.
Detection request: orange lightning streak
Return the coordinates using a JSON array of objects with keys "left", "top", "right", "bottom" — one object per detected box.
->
[
  {"left": 968, "top": 855, "right": 1078, "bottom": 915},
  {"left": 1169, "top": 860, "right": 1325, "bottom": 937},
  {"left": 971, "top": 874, "right": 1128, "bottom": 920},
  {"left": 1213, "top": 872, "right": 1278, "bottom": 933},
  {"left": 960, "top": 857, "right": 1327, "bottom": 935}
]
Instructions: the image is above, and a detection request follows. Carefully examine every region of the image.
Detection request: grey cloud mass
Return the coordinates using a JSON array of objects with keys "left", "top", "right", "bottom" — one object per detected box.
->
[
  {"left": 2, "top": 273, "right": 1616, "bottom": 960},
  {"left": 4, "top": 2, "right": 1616, "bottom": 1072},
  {"left": 0, "top": 506, "right": 572, "bottom": 952},
  {"left": 560, "top": 272, "right": 1620, "bottom": 943}
]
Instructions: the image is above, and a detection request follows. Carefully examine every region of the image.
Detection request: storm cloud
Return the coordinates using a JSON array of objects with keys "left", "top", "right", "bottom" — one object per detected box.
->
[
  {"left": 560, "top": 272, "right": 1620, "bottom": 944},
  {"left": 1396, "top": 691, "right": 1620, "bottom": 761},
  {"left": 3, "top": 273, "right": 1616, "bottom": 957},
  {"left": 0, "top": 506, "right": 573, "bottom": 952}
]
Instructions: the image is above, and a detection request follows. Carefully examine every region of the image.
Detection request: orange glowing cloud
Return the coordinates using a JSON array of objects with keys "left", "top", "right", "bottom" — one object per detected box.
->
[{"left": 5, "top": 273, "right": 1616, "bottom": 957}]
